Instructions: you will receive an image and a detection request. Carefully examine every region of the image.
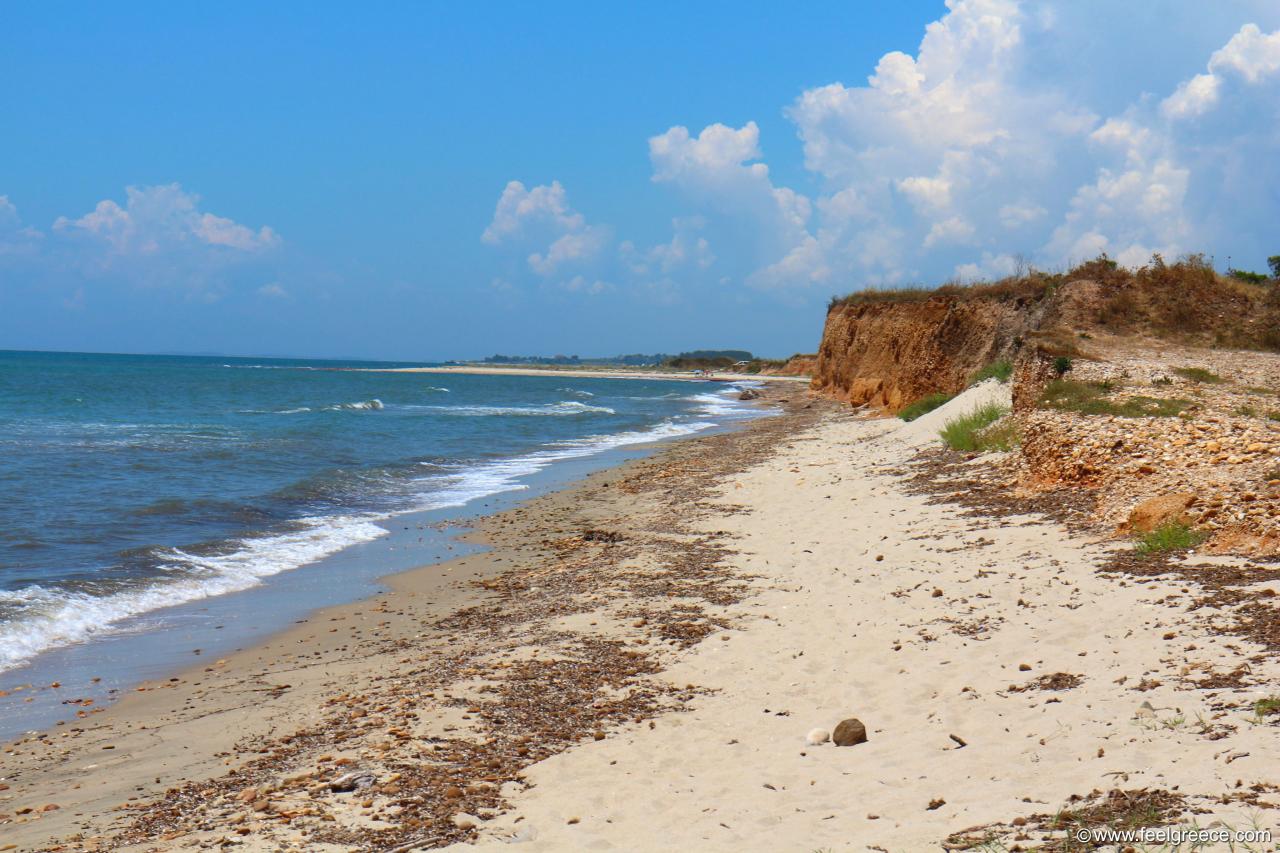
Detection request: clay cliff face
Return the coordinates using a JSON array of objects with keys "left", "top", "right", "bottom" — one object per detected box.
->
[
  {"left": 810, "top": 297, "right": 1038, "bottom": 410},
  {"left": 810, "top": 257, "right": 1280, "bottom": 413},
  {"left": 760, "top": 354, "right": 818, "bottom": 377}
]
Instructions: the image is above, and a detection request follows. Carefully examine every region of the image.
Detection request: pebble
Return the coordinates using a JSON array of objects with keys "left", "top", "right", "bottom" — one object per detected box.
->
[
  {"left": 832, "top": 718, "right": 868, "bottom": 746},
  {"left": 805, "top": 728, "right": 830, "bottom": 745}
]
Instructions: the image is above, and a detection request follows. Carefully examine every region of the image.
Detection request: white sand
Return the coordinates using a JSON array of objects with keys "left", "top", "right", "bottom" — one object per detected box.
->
[
  {"left": 454, "top": 409, "right": 1280, "bottom": 851},
  {"left": 898, "top": 377, "right": 1012, "bottom": 447}
]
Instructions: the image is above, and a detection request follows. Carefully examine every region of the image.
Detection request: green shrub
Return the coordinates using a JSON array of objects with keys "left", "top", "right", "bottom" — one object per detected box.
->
[
  {"left": 939, "top": 403, "right": 1010, "bottom": 451},
  {"left": 1173, "top": 366, "right": 1224, "bottom": 384},
  {"left": 1135, "top": 522, "right": 1207, "bottom": 555},
  {"left": 1052, "top": 356, "right": 1072, "bottom": 376},
  {"left": 1269, "top": 255, "right": 1280, "bottom": 278},
  {"left": 897, "top": 392, "right": 954, "bottom": 422},
  {"left": 1038, "top": 380, "right": 1189, "bottom": 417},
  {"left": 1229, "top": 268, "right": 1269, "bottom": 285},
  {"left": 969, "top": 359, "right": 1013, "bottom": 385},
  {"left": 1269, "top": 410, "right": 1280, "bottom": 422}
]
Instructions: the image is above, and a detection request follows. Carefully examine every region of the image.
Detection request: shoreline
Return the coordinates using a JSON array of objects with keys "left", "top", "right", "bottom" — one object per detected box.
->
[
  {"left": 0, "top": 384, "right": 815, "bottom": 850},
  {"left": 6, "top": 381, "right": 1280, "bottom": 850},
  {"left": 0, "top": 375, "right": 771, "bottom": 738}
]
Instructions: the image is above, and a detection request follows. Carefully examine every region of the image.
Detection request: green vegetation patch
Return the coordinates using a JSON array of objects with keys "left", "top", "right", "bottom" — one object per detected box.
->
[
  {"left": 1255, "top": 696, "right": 1280, "bottom": 720},
  {"left": 1172, "top": 366, "right": 1224, "bottom": 384},
  {"left": 897, "top": 392, "right": 954, "bottom": 422},
  {"left": 969, "top": 359, "right": 1013, "bottom": 385},
  {"left": 1135, "top": 522, "right": 1207, "bottom": 555},
  {"left": 1229, "top": 268, "right": 1270, "bottom": 285},
  {"left": 1037, "top": 379, "right": 1189, "bottom": 418},
  {"left": 939, "top": 403, "right": 1012, "bottom": 452}
]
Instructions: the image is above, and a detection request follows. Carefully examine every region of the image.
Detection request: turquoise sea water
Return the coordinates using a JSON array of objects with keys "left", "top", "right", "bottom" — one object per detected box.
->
[{"left": 0, "top": 351, "right": 761, "bottom": 677}]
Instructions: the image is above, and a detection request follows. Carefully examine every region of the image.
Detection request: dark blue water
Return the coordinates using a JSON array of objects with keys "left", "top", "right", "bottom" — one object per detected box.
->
[{"left": 0, "top": 350, "right": 758, "bottom": 674}]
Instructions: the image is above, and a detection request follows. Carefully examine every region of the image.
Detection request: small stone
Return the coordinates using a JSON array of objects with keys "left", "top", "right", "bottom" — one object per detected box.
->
[
  {"left": 805, "top": 728, "right": 830, "bottom": 745},
  {"left": 875, "top": 555, "right": 884, "bottom": 562},
  {"left": 1135, "top": 701, "right": 1156, "bottom": 719},
  {"left": 329, "top": 771, "right": 376, "bottom": 793},
  {"left": 444, "top": 786, "right": 464, "bottom": 799},
  {"left": 927, "top": 798, "right": 946, "bottom": 810},
  {"left": 832, "top": 718, "right": 868, "bottom": 746},
  {"left": 1018, "top": 663, "right": 1031, "bottom": 672},
  {"left": 567, "top": 816, "right": 581, "bottom": 825},
  {"left": 1162, "top": 632, "right": 1175, "bottom": 640}
]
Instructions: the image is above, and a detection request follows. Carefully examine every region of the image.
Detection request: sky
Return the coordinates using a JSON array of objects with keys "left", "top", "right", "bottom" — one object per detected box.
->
[{"left": 2, "top": 2, "right": 1279, "bottom": 361}]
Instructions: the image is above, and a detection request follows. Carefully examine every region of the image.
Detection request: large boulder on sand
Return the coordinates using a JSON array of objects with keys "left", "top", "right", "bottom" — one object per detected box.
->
[{"left": 1124, "top": 493, "right": 1197, "bottom": 533}]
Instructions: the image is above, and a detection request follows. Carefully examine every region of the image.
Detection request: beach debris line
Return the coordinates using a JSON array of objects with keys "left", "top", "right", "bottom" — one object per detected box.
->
[{"left": 95, "top": 389, "right": 824, "bottom": 851}]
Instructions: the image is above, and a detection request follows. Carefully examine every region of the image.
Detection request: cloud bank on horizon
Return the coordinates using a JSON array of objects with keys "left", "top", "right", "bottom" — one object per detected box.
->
[
  {"left": 483, "top": 0, "right": 1280, "bottom": 294},
  {"left": 2, "top": 183, "right": 280, "bottom": 303}
]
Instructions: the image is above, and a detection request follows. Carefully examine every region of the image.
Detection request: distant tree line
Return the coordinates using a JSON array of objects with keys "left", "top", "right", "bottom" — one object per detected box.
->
[{"left": 480, "top": 350, "right": 755, "bottom": 367}]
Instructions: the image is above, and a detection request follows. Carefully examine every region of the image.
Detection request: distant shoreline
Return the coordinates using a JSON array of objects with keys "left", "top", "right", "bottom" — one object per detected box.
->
[{"left": 352, "top": 364, "right": 813, "bottom": 382}]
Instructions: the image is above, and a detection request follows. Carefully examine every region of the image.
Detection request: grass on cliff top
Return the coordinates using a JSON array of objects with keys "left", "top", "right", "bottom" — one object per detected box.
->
[
  {"left": 828, "top": 252, "right": 1280, "bottom": 354},
  {"left": 830, "top": 275, "right": 1053, "bottom": 309},
  {"left": 939, "top": 403, "right": 1017, "bottom": 452},
  {"left": 898, "top": 392, "right": 955, "bottom": 422},
  {"left": 1135, "top": 521, "right": 1207, "bottom": 555},
  {"left": 969, "top": 359, "right": 1013, "bottom": 385},
  {"left": 1037, "top": 379, "right": 1190, "bottom": 418}
]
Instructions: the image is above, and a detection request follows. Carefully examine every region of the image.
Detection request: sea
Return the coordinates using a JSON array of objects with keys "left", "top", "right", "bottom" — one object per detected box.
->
[{"left": 0, "top": 350, "right": 765, "bottom": 737}]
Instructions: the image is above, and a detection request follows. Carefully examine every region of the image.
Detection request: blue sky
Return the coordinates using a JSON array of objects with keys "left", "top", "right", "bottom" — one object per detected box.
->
[{"left": 2, "top": 2, "right": 1279, "bottom": 360}]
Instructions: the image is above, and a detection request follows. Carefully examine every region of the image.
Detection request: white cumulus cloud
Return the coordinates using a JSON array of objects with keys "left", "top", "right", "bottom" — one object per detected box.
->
[
  {"left": 53, "top": 184, "right": 280, "bottom": 254},
  {"left": 1162, "top": 23, "right": 1280, "bottom": 119},
  {"left": 480, "top": 2, "right": 1280, "bottom": 300}
]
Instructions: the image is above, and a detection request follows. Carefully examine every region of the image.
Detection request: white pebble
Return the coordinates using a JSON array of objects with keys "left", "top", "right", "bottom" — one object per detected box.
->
[{"left": 806, "top": 727, "right": 830, "bottom": 745}]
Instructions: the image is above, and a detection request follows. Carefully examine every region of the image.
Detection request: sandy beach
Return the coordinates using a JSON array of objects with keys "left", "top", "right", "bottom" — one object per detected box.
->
[{"left": 5, "top": 383, "right": 1280, "bottom": 851}]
